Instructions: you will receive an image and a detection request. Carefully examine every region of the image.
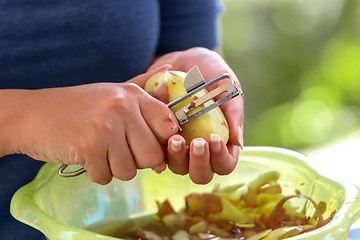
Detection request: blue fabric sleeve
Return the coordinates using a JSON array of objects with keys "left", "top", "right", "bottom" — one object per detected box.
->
[
  {"left": 156, "top": 0, "right": 223, "bottom": 54},
  {"left": 0, "top": 1, "right": 222, "bottom": 239}
]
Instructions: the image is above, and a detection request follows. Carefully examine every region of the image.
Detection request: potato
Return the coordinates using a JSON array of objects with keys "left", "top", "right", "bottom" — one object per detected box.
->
[{"left": 145, "top": 70, "right": 229, "bottom": 144}]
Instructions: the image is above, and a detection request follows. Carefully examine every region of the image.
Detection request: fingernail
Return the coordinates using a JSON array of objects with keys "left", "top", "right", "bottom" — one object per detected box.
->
[
  {"left": 193, "top": 138, "right": 205, "bottom": 156},
  {"left": 237, "top": 126, "right": 244, "bottom": 149},
  {"left": 210, "top": 133, "right": 221, "bottom": 152},
  {"left": 171, "top": 139, "right": 182, "bottom": 152}
]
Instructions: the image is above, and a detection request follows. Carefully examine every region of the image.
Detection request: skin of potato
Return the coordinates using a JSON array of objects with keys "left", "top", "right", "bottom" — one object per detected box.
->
[{"left": 145, "top": 71, "right": 229, "bottom": 144}]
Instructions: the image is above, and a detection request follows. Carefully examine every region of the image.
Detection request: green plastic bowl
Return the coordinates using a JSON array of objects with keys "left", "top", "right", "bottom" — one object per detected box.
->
[{"left": 11, "top": 147, "right": 360, "bottom": 240}]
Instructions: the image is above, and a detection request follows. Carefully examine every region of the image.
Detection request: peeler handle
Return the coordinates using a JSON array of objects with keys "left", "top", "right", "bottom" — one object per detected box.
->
[{"left": 58, "top": 164, "right": 86, "bottom": 177}]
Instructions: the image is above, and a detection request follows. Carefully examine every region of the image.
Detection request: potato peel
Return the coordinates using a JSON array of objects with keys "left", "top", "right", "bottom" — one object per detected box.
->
[{"left": 106, "top": 171, "right": 336, "bottom": 240}]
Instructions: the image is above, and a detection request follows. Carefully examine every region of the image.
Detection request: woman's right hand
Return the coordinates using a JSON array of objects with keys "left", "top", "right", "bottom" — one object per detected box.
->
[{"left": 1, "top": 65, "right": 179, "bottom": 184}]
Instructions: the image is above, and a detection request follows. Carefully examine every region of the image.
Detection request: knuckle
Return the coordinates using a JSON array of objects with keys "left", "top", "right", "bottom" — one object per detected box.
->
[
  {"left": 64, "top": 139, "right": 88, "bottom": 165},
  {"left": 103, "top": 93, "right": 129, "bottom": 114},
  {"left": 122, "top": 83, "right": 145, "bottom": 100},
  {"left": 89, "top": 99, "right": 129, "bottom": 133},
  {"left": 100, "top": 85, "right": 138, "bottom": 112},
  {"left": 78, "top": 137, "right": 96, "bottom": 155},
  {"left": 71, "top": 151, "right": 85, "bottom": 166},
  {"left": 124, "top": 82, "right": 142, "bottom": 92},
  {"left": 88, "top": 114, "right": 114, "bottom": 133},
  {"left": 93, "top": 84, "right": 143, "bottom": 123}
]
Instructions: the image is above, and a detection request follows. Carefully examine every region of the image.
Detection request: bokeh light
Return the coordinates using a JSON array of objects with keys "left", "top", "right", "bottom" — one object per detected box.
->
[{"left": 221, "top": 0, "right": 360, "bottom": 149}]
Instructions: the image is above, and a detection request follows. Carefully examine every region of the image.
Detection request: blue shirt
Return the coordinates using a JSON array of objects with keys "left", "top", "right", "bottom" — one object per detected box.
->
[{"left": 0, "top": 0, "right": 222, "bottom": 238}]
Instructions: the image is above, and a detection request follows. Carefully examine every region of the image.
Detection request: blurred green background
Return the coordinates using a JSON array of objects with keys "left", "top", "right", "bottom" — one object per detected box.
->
[{"left": 221, "top": 0, "right": 360, "bottom": 150}]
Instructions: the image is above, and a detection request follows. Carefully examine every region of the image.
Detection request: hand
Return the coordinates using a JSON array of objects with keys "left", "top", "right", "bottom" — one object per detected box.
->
[
  {"left": 146, "top": 47, "right": 244, "bottom": 184},
  {"left": 6, "top": 65, "right": 179, "bottom": 184}
]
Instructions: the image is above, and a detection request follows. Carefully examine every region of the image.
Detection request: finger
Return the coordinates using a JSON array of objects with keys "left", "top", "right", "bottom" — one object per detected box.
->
[
  {"left": 125, "top": 111, "right": 165, "bottom": 169},
  {"left": 147, "top": 52, "right": 178, "bottom": 72},
  {"left": 108, "top": 130, "right": 137, "bottom": 181},
  {"left": 192, "top": 64, "right": 244, "bottom": 148},
  {"left": 198, "top": 63, "right": 244, "bottom": 148},
  {"left": 128, "top": 64, "right": 172, "bottom": 88},
  {"left": 153, "top": 162, "right": 167, "bottom": 174},
  {"left": 167, "top": 135, "right": 188, "bottom": 175},
  {"left": 209, "top": 133, "right": 238, "bottom": 175},
  {"left": 188, "top": 138, "right": 213, "bottom": 184},
  {"left": 83, "top": 141, "right": 113, "bottom": 185},
  {"left": 227, "top": 143, "right": 240, "bottom": 161},
  {"left": 138, "top": 91, "right": 179, "bottom": 145},
  {"left": 222, "top": 98, "right": 244, "bottom": 148}
]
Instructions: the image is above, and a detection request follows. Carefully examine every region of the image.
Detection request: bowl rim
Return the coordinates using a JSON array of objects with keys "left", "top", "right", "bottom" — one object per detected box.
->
[{"left": 10, "top": 146, "right": 360, "bottom": 240}]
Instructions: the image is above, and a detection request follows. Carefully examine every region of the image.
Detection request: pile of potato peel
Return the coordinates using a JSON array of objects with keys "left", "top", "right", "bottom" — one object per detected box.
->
[{"left": 112, "top": 171, "right": 336, "bottom": 240}]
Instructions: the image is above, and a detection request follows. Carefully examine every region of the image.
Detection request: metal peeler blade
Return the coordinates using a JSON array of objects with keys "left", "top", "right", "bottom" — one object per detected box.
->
[
  {"left": 58, "top": 66, "right": 243, "bottom": 177},
  {"left": 167, "top": 65, "right": 243, "bottom": 126},
  {"left": 183, "top": 65, "right": 206, "bottom": 92}
]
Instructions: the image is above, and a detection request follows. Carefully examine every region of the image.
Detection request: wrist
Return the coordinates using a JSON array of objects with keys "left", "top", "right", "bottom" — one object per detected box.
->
[{"left": 0, "top": 89, "right": 31, "bottom": 156}]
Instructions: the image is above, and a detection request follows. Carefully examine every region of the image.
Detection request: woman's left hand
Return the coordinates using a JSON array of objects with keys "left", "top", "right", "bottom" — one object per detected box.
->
[{"left": 132, "top": 47, "right": 244, "bottom": 184}]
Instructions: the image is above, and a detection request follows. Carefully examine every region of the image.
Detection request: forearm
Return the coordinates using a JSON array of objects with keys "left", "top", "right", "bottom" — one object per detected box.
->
[{"left": 0, "top": 89, "right": 30, "bottom": 157}]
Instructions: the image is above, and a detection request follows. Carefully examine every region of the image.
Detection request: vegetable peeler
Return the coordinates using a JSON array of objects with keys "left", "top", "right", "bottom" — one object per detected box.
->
[{"left": 58, "top": 66, "right": 243, "bottom": 177}]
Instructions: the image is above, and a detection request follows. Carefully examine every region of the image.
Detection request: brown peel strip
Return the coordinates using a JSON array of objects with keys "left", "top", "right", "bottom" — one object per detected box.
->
[{"left": 266, "top": 194, "right": 336, "bottom": 234}]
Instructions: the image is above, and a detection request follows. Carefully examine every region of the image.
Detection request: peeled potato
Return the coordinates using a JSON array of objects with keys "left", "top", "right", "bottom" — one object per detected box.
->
[{"left": 145, "top": 70, "right": 229, "bottom": 144}]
